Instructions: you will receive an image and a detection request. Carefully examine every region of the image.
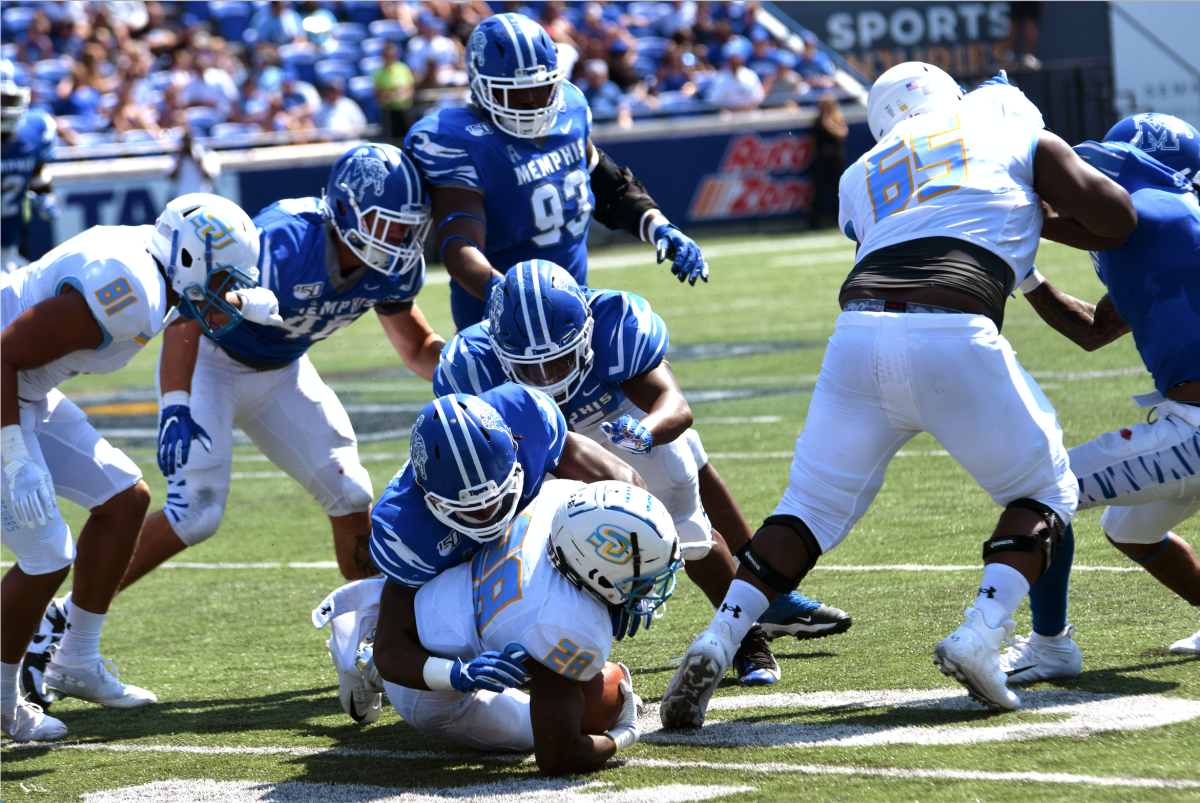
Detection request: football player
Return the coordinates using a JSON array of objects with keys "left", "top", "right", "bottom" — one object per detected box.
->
[
  {"left": 405, "top": 12, "right": 709, "bottom": 331},
  {"left": 436, "top": 260, "right": 852, "bottom": 685},
  {"left": 658, "top": 66, "right": 1138, "bottom": 728},
  {"left": 1, "top": 59, "right": 59, "bottom": 275},
  {"left": 113, "top": 144, "right": 444, "bottom": 593},
  {"left": 322, "top": 389, "right": 645, "bottom": 725},
  {"left": 1001, "top": 113, "right": 1200, "bottom": 678},
  {"left": 2, "top": 193, "right": 277, "bottom": 741},
  {"left": 317, "top": 479, "right": 679, "bottom": 775}
]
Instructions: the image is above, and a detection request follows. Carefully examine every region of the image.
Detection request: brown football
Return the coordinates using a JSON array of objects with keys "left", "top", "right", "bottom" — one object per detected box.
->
[{"left": 579, "top": 662, "right": 627, "bottom": 735}]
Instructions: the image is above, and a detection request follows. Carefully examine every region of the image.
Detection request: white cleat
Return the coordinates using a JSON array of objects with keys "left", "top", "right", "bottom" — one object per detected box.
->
[
  {"left": 934, "top": 607, "right": 1021, "bottom": 711},
  {"left": 1, "top": 698, "right": 68, "bottom": 742},
  {"left": 1169, "top": 629, "right": 1200, "bottom": 655},
  {"left": 45, "top": 656, "right": 156, "bottom": 709},
  {"left": 659, "top": 619, "right": 737, "bottom": 730},
  {"left": 330, "top": 638, "right": 383, "bottom": 725},
  {"left": 1000, "top": 625, "right": 1083, "bottom": 683}
]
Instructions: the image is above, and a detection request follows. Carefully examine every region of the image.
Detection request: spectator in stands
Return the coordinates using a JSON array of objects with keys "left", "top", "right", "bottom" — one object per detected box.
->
[
  {"left": 540, "top": 2, "right": 578, "bottom": 46},
  {"left": 658, "top": 2, "right": 698, "bottom": 38},
  {"left": 140, "top": 1, "right": 180, "bottom": 53},
  {"left": 580, "top": 59, "right": 623, "bottom": 115},
  {"left": 55, "top": 58, "right": 103, "bottom": 119},
  {"left": 577, "top": 3, "right": 610, "bottom": 43},
  {"left": 707, "top": 41, "right": 763, "bottom": 112},
  {"left": 374, "top": 41, "right": 414, "bottom": 144},
  {"left": 761, "top": 50, "right": 805, "bottom": 107},
  {"left": 445, "top": 2, "right": 492, "bottom": 45},
  {"left": 111, "top": 78, "right": 163, "bottom": 140},
  {"left": 809, "top": 94, "right": 847, "bottom": 229},
  {"left": 229, "top": 72, "right": 275, "bottom": 129},
  {"left": 297, "top": 1, "right": 337, "bottom": 46},
  {"left": 313, "top": 77, "right": 366, "bottom": 135},
  {"left": 746, "top": 29, "right": 778, "bottom": 80},
  {"left": 17, "top": 9, "right": 56, "bottom": 63},
  {"left": 713, "top": 2, "right": 748, "bottom": 36},
  {"left": 248, "top": 50, "right": 284, "bottom": 94},
  {"left": 278, "top": 66, "right": 321, "bottom": 126},
  {"left": 186, "top": 48, "right": 239, "bottom": 116},
  {"left": 249, "top": 1, "right": 305, "bottom": 48},
  {"left": 607, "top": 38, "right": 641, "bottom": 92},
  {"left": 168, "top": 126, "right": 220, "bottom": 196},
  {"left": 657, "top": 43, "right": 697, "bottom": 94},
  {"left": 157, "top": 81, "right": 188, "bottom": 130},
  {"left": 796, "top": 31, "right": 836, "bottom": 88},
  {"left": 405, "top": 13, "right": 459, "bottom": 83}
]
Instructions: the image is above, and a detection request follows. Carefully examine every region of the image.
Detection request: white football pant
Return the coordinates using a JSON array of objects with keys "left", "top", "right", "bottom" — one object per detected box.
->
[{"left": 384, "top": 680, "right": 535, "bottom": 752}]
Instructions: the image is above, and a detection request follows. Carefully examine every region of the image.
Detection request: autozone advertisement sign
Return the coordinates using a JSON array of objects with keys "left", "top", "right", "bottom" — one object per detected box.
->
[{"left": 688, "top": 132, "right": 815, "bottom": 221}]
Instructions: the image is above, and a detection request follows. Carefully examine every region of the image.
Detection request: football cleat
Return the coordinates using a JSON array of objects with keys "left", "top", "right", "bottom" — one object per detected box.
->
[
  {"left": 934, "top": 607, "right": 1021, "bottom": 711},
  {"left": 1000, "top": 625, "right": 1083, "bottom": 683},
  {"left": 330, "top": 637, "right": 383, "bottom": 725},
  {"left": 733, "top": 624, "right": 781, "bottom": 687},
  {"left": 1169, "top": 628, "right": 1200, "bottom": 655},
  {"left": 45, "top": 656, "right": 157, "bottom": 709},
  {"left": 759, "top": 591, "right": 853, "bottom": 641},
  {"left": 21, "top": 597, "right": 69, "bottom": 709},
  {"left": 660, "top": 618, "right": 737, "bottom": 730},
  {"left": 1, "top": 698, "right": 67, "bottom": 743}
]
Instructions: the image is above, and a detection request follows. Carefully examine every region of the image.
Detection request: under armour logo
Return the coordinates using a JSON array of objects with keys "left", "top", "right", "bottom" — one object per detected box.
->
[
  {"left": 720, "top": 603, "right": 743, "bottom": 618},
  {"left": 978, "top": 586, "right": 997, "bottom": 599},
  {"left": 319, "top": 604, "right": 332, "bottom": 616}
]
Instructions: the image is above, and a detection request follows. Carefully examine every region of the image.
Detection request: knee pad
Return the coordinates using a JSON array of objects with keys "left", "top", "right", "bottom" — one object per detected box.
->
[
  {"left": 983, "top": 498, "right": 1067, "bottom": 578},
  {"left": 735, "top": 514, "right": 822, "bottom": 594},
  {"left": 166, "top": 483, "right": 227, "bottom": 546},
  {"left": 319, "top": 461, "right": 374, "bottom": 516},
  {"left": 677, "top": 512, "right": 714, "bottom": 561}
]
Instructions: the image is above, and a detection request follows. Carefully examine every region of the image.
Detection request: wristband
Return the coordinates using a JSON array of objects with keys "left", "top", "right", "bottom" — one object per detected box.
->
[
  {"left": 161, "top": 391, "right": 190, "bottom": 409},
  {"left": 422, "top": 656, "right": 455, "bottom": 691},
  {"left": 1, "top": 424, "right": 30, "bottom": 465},
  {"left": 1018, "top": 268, "right": 1045, "bottom": 294},
  {"left": 437, "top": 212, "right": 485, "bottom": 232},
  {"left": 604, "top": 725, "right": 638, "bottom": 752},
  {"left": 640, "top": 209, "right": 668, "bottom": 243}
]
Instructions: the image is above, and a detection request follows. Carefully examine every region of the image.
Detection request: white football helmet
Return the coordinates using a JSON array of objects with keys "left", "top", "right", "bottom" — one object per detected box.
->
[
  {"left": 867, "top": 62, "right": 964, "bottom": 141},
  {"left": 548, "top": 482, "right": 682, "bottom": 613},
  {"left": 148, "top": 193, "right": 262, "bottom": 338}
]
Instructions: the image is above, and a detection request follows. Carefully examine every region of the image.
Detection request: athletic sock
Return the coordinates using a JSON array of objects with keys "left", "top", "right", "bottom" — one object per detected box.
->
[
  {"left": 974, "top": 563, "right": 1030, "bottom": 630},
  {"left": 712, "top": 579, "right": 769, "bottom": 646},
  {"left": 56, "top": 605, "right": 106, "bottom": 666},
  {"left": 1030, "top": 626, "right": 1073, "bottom": 645},
  {"left": 1, "top": 661, "right": 20, "bottom": 714},
  {"left": 1029, "top": 523, "right": 1074, "bottom": 637}
]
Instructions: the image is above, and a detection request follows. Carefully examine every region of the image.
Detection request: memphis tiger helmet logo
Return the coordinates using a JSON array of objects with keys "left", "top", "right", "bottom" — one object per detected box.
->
[
  {"left": 586, "top": 526, "right": 634, "bottom": 565},
  {"left": 189, "top": 210, "right": 237, "bottom": 249}
]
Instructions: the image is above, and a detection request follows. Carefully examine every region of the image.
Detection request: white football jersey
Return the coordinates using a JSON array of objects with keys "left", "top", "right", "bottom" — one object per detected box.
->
[
  {"left": 839, "top": 84, "right": 1046, "bottom": 283},
  {"left": 414, "top": 480, "right": 612, "bottom": 683},
  {"left": 0, "top": 225, "right": 169, "bottom": 401}
]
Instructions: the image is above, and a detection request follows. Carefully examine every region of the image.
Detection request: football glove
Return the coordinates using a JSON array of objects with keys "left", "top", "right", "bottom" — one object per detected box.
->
[
  {"left": 611, "top": 599, "right": 653, "bottom": 641},
  {"left": 233, "top": 286, "right": 284, "bottom": 326},
  {"left": 29, "top": 191, "right": 60, "bottom": 221},
  {"left": 976, "top": 70, "right": 1011, "bottom": 88},
  {"left": 655, "top": 223, "right": 709, "bottom": 286},
  {"left": 157, "top": 402, "right": 213, "bottom": 477},
  {"left": 599, "top": 414, "right": 653, "bottom": 455},
  {"left": 331, "top": 638, "right": 383, "bottom": 725},
  {"left": 449, "top": 649, "right": 531, "bottom": 693},
  {"left": 4, "top": 458, "right": 58, "bottom": 530},
  {"left": 603, "top": 663, "right": 641, "bottom": 752}
]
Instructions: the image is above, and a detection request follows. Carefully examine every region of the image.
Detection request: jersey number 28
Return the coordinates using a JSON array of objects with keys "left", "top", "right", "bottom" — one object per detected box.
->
[
  {"left": 530, "top": 168, "right": 592, "bottom": 246},
  {"left": 866, "top": 115, "right": 966, "bottom": 223}
]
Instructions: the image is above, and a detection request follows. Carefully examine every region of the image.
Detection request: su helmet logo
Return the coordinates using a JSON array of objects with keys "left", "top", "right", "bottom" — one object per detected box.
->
[
  {"left": 336, "top": 151, "right": 390, "bottom": 202},
  {"left": 586, "top": 526, "right": 634, "bottom": 565},
  {"left": 189, "top": 211, "right": 237, "bottom": 249}
]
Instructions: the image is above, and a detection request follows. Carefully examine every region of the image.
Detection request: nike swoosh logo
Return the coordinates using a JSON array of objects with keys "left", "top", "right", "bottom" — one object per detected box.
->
[
  {"left": 561, "top": 119, "right": 573, "bottom": 134},
  {"left": 580, "top": 386, "right": 599, "bottom": 397},
  {"left": 348, "top": 697, "right": 367, "bottom": 722},
  {"left": 1005, "top": 665, "right": 1037, "bottom": 677},
  {"left": 364, "top": 283, "right": 380, "bottom": 291}
]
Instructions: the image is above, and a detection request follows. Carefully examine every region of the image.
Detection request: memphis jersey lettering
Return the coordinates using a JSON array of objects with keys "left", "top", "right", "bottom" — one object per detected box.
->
[
  {"left": 1, "top": 109, "right": 55, "bottom": 247},
  {"left": 369, "top": 384, "right": 568, "bottom": 588},
  {"left": 1073, "top": 141, "right": 1200, "bottom": 394},
  {"left": 213, "top": 197, "right": 424, "bottom": 363},
  {"left": 435, "top": 289, "right": 669, "bottom": 431},
  {"left": 405, "top": 82, "right": 594, "bottom": 284}
]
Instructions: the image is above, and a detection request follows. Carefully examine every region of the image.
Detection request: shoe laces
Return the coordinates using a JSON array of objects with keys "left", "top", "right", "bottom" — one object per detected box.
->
[
  {"left": 734, "top": 626, "right": 776, "bottom": 671},
  {"left": 100, "top": 657, "right": 121, "bottom": 680}
]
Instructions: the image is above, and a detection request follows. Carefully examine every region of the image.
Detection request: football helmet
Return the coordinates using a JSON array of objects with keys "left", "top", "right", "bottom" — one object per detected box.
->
[
  {"left": 548, "top": 481, "right": 682, "bottom": 614},
  {"left": 148, "top": 193, "right": 262, "bottom": 339},
  {"left": 324, "top": 143, "right": 431, "bottom": 279},
  {"left": 466, "top": 13, "right": 566, "bottom": 138},
  {"left": 0, "top": 58, "right": 30, "bottom": 138},
  {"left": 1105, "top": 113, "right": 1200, "bottom": 187},
  {"left": 867, "top": 61, "right": 964, "bottom": 142},
  {"left": 487, "top": 259, "right": 594, "bottom": 405},
  {"left": 410, "top": 394, "right": 525, "bottom": 543}
]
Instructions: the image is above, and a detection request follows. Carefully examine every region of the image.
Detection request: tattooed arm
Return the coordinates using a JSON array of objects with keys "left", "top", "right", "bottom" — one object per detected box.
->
[{"left": 1024, "top": 280, "right": 1131, "bottom": 352}]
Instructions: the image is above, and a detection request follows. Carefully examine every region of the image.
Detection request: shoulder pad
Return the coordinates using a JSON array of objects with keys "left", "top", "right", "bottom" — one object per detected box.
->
[{"left": 406, "top": 126, "right": 481, "bottom": 188}]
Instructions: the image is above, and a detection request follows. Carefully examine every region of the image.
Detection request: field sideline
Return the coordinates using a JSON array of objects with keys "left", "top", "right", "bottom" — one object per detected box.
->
[{"left": 2, "top": 230, "right": 1198, "bottom": 802}]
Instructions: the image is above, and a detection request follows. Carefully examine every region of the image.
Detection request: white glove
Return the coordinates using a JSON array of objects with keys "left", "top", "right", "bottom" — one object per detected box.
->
[
  {"left": 604, "top": 662, "right": 641, "bottom": 752},
  {"left": 2, "top": 425, "right": 58, "bottom": 530},
  {"left": 234, "top": 286, "right": 284, "bottom": 326}
]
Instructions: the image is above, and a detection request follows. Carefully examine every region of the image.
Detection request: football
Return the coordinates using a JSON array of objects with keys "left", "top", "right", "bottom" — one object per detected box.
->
[{"left": 579, "top": 662, "right": 627, "bottom": 735}]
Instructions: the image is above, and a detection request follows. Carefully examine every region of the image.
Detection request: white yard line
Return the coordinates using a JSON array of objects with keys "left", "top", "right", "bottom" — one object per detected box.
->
[{"left": 0, "top": 562, "right": 1137, "bottom": 572}]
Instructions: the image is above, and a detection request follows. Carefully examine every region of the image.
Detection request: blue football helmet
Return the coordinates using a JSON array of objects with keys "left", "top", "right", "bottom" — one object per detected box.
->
[
  {"left": 410, "top": 394, "right": 525, "bottom": 543},
  {"left": 1105, "top": 113, "right": 1200, "bottom": 187},
  {"left": 466, "top": 13, "right": 565, "bottom": 138},
  {"left": 487, "top": 259, "right": 594, "bottom": 404},
  {"left": 324, "top": 143, "right": 431, "bottom": 278},
  {"left": 548, "top": 481, "right": 682, "bottom": 614},
  {"left": 149, "top": 193, "right": 262, "bottom": 339},
  {"left": 0, "top": 58, "right": 30, "bottom": 138}
]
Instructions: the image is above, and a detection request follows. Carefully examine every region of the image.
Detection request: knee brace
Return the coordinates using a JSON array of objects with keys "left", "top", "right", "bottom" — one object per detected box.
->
[
  {"left": 983, "top": 498, "right": 1067, "bottom": 578},
  {"left": 735, "top": 514, "right": 822, "bottom": 594},
  {"left": 318, "top": 461, "right": 374, "bottom": 516}
]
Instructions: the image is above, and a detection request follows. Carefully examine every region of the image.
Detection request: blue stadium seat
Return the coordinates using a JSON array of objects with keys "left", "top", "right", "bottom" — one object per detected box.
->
[
  {"left": 332, "top": 22, "right": 368, "bottom": 44},
  {"left": 185, "top": 106, "right": 226, "bottom": 134},
  {"left": 279, "top": 44, "right": 319, "bottom": 84},
  {"left": 636, "top": 37, "right": 668, "bottom": 61},
  {"left": 368, "top": 19, "right": 409, "bottom": 44},
  {"left": 33, "top": 59, "right": 72, "bottom": 85},
  {"left": 633, "top": 56, "right": 657, "bottom": 80},
  {"left": 1, "top": 7, "right": 36, "bottom": 42},
  {"left": 73, "top": 131, "right": 117, "bottom": 147},
  {"left": 315, "top": 59, "right": 358, "bottom": 85},
  {"left": 54, "top": 114, "right": 97, "bottom": 133},
  {"left": 210, "top": 122, "right": 260, "bottom": 140},
  {"left": 628, "top": 2, "right": 671, "bottom": 22},
  {"left": 208, "top": 1, "right": 253, "bottom": 44},
  {"left": 361, "top": 37, "right": 385, "bottom": 58},
  {"left": 146, "top": 70, "right": 174, "bottom": 90},
  {"left": 347, "top": 75, "right": 379, "bottom": 124},
  {"left": 560, "top": 5, "right": 583, "bottom": 27},
  {"left": 1, "top": 43, "right": 19, "bottom": 61},
  {"left": 119, "top": 128, "right": 160, "bottom": 143},
  {"left": 657, "top": 91, "right": 702, "bottom": 116},
  {"left": 322, "top": 39, "right": 361, "bottom": 62},
  {"left": 342, "top": 1, "right": 383, "bottom": 26},
  {"left": 627, "top": 26, "right": 657, "bottom": 39},
  {"left": 358, "top": 55, "right": 383, "bottom": 77}
]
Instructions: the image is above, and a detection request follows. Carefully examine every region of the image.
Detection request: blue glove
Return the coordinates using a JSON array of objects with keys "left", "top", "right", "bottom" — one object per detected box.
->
[
  {"left": 449, "top": 648, "right": 531, "bottom": 693},
  {"left": 29, "top": 191, "right": 60, "bottom": 221},
  {"left": 157, "top": 405, "right": 213, "bottom": 477},
  {"left": 611, "top": 600, "right": 652, "bottom": 641},
  {"left": 976, "top": 70, "right": 1010, "bottom": 88},
  {"left": 599, "top": 414, "right": 653, "bottom": 455},
  {"left": 655, "top": 223, "right": 709, "bottom": 286}
]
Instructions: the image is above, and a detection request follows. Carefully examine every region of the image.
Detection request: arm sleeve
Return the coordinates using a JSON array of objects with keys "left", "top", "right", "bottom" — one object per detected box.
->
[
  {"left": 589, "top": 146, "right": 661, "bottom": 236},
  {"left": 374, "top": 300, "right": 414, "bottom": 316},
  {"left": 406, "top": 123, "right": 483, "bottom": 191},
  {"left": 592, "top": 291, "right": 669, "bottom": 381}
]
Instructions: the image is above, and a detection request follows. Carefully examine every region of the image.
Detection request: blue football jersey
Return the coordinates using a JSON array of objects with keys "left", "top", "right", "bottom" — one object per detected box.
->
[
  {"left": 212, "top": 197, "right": 425, "bottom": 362},
  {"left": 434, "top": 289, "right": 669, "bottom": 430},
  {"left": 369, "top": 383, "right": 568, "bottom": 588},
  {"left": 1, "top": 110, "right": 55, "bottom": 248},
  {"left": 1073, "top": 142, "right": 1200, "bottom": 393},
  {"left": 405, "top": 82, "right": 594, "bottom": 285}
]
